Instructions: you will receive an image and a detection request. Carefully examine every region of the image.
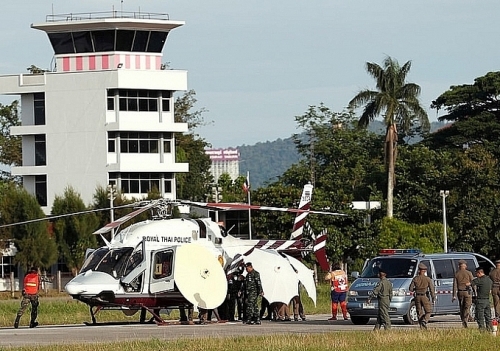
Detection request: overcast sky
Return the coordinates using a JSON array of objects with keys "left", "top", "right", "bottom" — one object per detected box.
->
[{"left": 0, "top": 0, "right": 498, "bottom": 148}]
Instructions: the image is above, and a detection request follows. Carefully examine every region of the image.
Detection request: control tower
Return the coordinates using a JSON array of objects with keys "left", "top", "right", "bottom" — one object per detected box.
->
[{"left": 0, "top": 11, "right": 189, "bottom": 213}]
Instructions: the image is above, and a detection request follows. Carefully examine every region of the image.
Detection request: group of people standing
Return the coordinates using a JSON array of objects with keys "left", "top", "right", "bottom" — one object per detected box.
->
[
  {"left": 370, "top": 259, "right": 500, "bottom": 332},
  {"left": 224, "top": 262, "right": 306, "bottom": 324},
  {"left": 453, "top": 259, "right": 500, "bottom": 332}
]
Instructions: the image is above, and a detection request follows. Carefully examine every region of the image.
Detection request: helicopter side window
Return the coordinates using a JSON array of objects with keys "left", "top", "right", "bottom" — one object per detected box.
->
[
  {"left": 123, "top": 249, "right": 143, "bottom": 277},
  {"left": 153, "top": 250, "right": 173, "bottom": 280}
]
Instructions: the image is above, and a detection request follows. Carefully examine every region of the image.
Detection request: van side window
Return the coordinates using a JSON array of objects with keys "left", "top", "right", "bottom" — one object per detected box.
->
[
  {"left": 453, "top": 259, "right": 475, "bottom": 274},
  {"left": 420, "top": 260, "right": 433, "bottom": 278},
  {"left": 433, "top": 259, "right": 454, "bottom": 279}
]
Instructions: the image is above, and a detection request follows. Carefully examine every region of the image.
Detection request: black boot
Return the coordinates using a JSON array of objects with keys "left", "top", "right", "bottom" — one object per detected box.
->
[
  {"left": 29, "top": 321, "right": 38, "bottom": 328},
  {"left": 14, "top": 316, "right": 20, "bottom": 329}
]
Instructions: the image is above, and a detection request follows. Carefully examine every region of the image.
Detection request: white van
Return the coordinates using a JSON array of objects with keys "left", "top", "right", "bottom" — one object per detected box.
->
[{"left": 347, "top": 250, "right": 494, "bottom": 325}]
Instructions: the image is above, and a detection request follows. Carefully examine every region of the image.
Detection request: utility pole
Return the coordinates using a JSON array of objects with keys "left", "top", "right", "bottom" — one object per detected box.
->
[
  {"left": 107, "top": 184, "right": 117, "bottom": 237},
  {"left": 440, "top": 190, "right": 450, "bottom": 253}
]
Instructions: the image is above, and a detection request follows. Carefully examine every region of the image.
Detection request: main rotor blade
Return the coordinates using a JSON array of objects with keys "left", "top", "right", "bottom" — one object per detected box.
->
[
  {"left": 92, "top": 202, "right": 156, "bottom": 235},
  {"left": 180, "top": 201, "right": 346, "bottom": 216},
  {"left": 0, "top": 203, "right": 136, "bottom": 229}
]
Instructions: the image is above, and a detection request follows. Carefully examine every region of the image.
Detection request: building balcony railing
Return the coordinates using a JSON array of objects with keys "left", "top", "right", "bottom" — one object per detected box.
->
[{"left": 46, "top": 11, "right": 170, "bottom": 23}]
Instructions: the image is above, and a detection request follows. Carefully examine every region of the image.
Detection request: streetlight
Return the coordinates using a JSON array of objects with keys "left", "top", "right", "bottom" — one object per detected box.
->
[
  {"left": 211, "top": 184, "right": 222, "bottom": 223},
  {"left": 107, "top": 184, "right": 116, "bottom": 236},
  {"left": 440, "top": 190, "right": 450, "bottom": 253}
]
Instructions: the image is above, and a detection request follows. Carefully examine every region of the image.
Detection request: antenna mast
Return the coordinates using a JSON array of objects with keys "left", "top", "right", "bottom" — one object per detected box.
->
[{"left": 309, "top": 130, "right": 315, "bottom": 187}]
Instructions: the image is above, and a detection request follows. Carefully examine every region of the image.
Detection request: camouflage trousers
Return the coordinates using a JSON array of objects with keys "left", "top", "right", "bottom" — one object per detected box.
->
[
  {"left": 17, "top": 294, "right": 39, "bottom": 323},
  {"left": 245, "top": 294, "right": 259, "bottom": 321}
]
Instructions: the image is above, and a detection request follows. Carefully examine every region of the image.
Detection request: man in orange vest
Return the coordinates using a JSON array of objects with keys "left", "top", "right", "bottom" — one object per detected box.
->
[
  {"left": 326, "top": 262, "right": 349, "bottom": 320},
  {"left": 14, "top": 267, "right": 40, "bottom": 329}
]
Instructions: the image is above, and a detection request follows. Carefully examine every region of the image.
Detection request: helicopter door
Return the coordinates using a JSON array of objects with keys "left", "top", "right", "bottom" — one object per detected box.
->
[{"left": 149, "top": 248, "right": 176, "bottom": 294}]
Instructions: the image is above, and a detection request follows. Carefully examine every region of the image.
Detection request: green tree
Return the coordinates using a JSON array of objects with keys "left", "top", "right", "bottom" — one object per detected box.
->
[
  {"left": 252, "top": 105, "right": 386, "bottom": 266},
  {"left": 394, "top": 145, "right": 455, "bottom": 224},
  {"left": 427, "top": 71, "right": 500, "bottom": 158},
  {"left": 0, "top": 184, "right": 57, "bottom": 271},
  {"left": 26, "top": 65, "right": 47, "bottom": 74},
  {"left": 0, "top": 100, "right": 22, "bottom": 169},
  {"left": 52, "top": 187, "right": 99, "bottom": 275},
  {"left": 375, "top": 217, "right": 445, "bottom": 254},
  {"left": 92, "top": 185, "right": 132, "bottom": 228},
  {"left": 174, "top": 90, "right": 213, "bottom": 200},
  {"left": 348, "top": 56, "right": 429, "bottom": 218}
]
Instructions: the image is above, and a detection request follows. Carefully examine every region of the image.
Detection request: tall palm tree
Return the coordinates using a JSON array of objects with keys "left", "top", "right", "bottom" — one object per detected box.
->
[{"left": 348, "top": 56, "right": 429, "bottom": 218}]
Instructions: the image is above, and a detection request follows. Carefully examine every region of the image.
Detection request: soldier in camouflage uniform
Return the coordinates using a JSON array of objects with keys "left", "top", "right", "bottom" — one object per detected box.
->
[
  {"left": 244, "top": 262, "right": 263, "bottom": 325},
  {"left": 369, "top": 269, "right": 393, "bottom": 330}
]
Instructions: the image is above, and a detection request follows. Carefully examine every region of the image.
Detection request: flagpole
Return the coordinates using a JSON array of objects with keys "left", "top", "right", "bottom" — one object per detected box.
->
[{"left": 247, "top": 171, "right": 252, "bottom": 240}]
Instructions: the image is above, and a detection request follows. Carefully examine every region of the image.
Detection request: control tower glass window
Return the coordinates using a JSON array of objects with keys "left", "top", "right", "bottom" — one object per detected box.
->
[
  {"left": 92, "top": 30, "right": 115, "bottom": 52},
  {"left": 147, "top": 32, "right": 167, "bottom": 52},
  {"left": 132, "top": 31, "right": 149, "bottom": 52},
  {"left": 73, "top": 31, "right": 93, "bottom": 53},
  {"left": 49, "top": 30, "right": 168, "bottom": 54},
  {"left": 48, "top": 33, "right": 75, "bottom": 54},
  {"left": 116, "top": 30, "right": 135, "bottom": 51}
]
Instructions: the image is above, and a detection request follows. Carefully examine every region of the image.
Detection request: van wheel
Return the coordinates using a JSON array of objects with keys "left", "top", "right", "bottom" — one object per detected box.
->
[
  {"left": 350, "top": 316, "right": 370, "bottom": 325},
  {"left": 403, "top": 301, "right": 419, "bottom": 325}
]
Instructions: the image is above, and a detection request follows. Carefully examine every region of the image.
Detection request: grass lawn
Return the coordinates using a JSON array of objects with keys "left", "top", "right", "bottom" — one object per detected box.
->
[{"left": 1, "top": 329, "right": 497, "bottom": 351}]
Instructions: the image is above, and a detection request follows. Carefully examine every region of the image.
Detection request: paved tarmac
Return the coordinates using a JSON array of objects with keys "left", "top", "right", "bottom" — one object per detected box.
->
[{"left": 1, "top": 314, "right": 470, "bottom": 348}]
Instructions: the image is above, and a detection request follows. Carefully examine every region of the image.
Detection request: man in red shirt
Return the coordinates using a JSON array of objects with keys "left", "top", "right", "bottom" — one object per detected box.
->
[{"left": 14, "top": 267, "right": 40, "bottom": 329}]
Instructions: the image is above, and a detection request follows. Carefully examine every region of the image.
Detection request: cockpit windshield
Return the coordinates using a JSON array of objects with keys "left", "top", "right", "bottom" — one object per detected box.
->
[
  {"left": 360, "top": 258, "right": 417, "bottom": 278},
  {"left": 80, "top": 247, "right": 136, "bottom": 277}
]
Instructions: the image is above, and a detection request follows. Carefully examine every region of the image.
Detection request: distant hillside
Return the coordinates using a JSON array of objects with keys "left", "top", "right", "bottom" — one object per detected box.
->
[
  {"left": 237, "top": 121, "right": 447, "bottom": 188},
  {"left": 238, "top": 138, "right": 301, "bottom": 188}
]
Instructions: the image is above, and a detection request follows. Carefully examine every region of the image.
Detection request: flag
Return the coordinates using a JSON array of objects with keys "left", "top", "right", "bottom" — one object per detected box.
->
[{"left": 242, "top": 176, "right": 250, "bottom": 193}]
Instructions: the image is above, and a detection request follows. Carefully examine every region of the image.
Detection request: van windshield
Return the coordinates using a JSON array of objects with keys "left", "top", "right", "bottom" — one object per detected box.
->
[{"left": 361, "top": 258, "right": 417, "bottom": 278}]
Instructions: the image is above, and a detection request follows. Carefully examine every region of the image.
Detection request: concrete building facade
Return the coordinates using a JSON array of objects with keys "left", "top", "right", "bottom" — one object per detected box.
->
[
  {"left": 205, "top": 148, "right": 240, "bottom": 182},
  {"left": 0, "top": 11, "right": 189, "bottom": 214}
]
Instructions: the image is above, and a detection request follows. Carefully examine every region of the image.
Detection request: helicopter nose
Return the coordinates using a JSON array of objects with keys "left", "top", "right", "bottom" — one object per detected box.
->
[
  {"left": 65, "top": 281, "right": 86, "bottom": 295},
  {"left": 64, "top": 271, "right": 120, "bottom": 296}
]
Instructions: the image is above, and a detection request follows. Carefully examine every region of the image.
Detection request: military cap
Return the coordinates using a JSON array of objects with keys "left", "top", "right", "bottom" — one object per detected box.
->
[
  {"left": 495, "top": 259, "right": 500, "bottom": 265},
  {"left": 476, "top": 267, "right": 484, "bottom": 273},
  {"left": 418, "top": 263, "right": 427, "bottom": 270},
  {"left": 245, "top": 262, "right": 253, "bottom": 267},
  {"left": 458, "top": 259, "right": 467, "bottom": 265}
]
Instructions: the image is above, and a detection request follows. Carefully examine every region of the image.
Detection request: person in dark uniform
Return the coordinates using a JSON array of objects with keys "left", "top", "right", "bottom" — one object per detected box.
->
[
  {"left": 368, "top": 269, "right": 392, "bottom": 330},
  {"left": 452, "top": 259, "right": 474, "bottom": 328},
  {"left": 472, "top": 267, "right": 493, "bottom": 332},
  {"left": 179, "top": 306, "right": 193, "bottom": 324},
  {"left": 409, "top": 263, "right": 436, "bottom": 329},
  {"left": 236, "top": 274, "right": 246, "bottom": 321},
  {"left": 489, "top": 259, "right": 500, "bottom": 319},
  {"left": 227, "top": 274, "right": 240, "bottom": 321},
  {"left": 244, "top": 262, "right": 263, "bottom": 325},
  {"left": 259, "top": 297, "right": 273, "bottom": 320},
  {"left": 14, "top": 267, "right": 40, "bottom": 329}
]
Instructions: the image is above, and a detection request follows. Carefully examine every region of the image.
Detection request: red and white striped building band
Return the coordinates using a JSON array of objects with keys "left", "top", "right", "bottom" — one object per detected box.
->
[{"left": 58, "top": 53, "right": 163, "bottom": 72}]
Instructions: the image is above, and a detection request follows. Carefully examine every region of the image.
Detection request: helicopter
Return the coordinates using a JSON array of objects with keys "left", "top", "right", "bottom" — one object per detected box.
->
[
  {"left": 62, "top": 182, "right": 345, "bottom": 325},
  {"left": 4, "top": 183, "right": 343, "bottom": 325}
]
